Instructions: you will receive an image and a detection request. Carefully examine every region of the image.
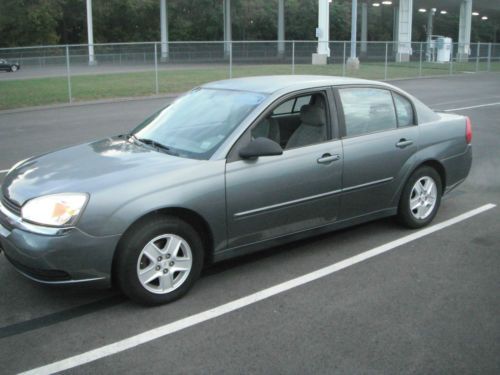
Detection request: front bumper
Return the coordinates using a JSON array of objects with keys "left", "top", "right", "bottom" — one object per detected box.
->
[{"left": 0, "top": 201, "right": 121, "bottom": 285}]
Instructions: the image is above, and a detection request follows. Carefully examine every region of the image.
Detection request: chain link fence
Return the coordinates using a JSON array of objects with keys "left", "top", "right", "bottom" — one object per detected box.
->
[{"left": 0, "top": 40, "right": 499, "bottom": 109}]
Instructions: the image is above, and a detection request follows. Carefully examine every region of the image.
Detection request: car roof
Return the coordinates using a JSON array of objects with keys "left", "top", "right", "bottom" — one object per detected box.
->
[{"left": 202, "top": 75, "right": 391, "bottom": 94}]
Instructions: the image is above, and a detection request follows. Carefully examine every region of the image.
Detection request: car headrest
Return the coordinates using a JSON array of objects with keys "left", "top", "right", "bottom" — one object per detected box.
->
[{"left": 300, "top": 105, "right": 325, "bottom": 127}]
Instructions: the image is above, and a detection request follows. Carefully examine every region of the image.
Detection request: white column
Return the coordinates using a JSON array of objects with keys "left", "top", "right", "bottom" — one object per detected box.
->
[
  {"left": 426, "top": 8, "right": 435, "bottom": 62},
  {"left": 360, "top": 1, "right": 367, "bottom": 54},
  {"left": 224, "top": 0, "right": 232, "bottom": 57},
  {"left": 86, "top": 0, "right": 95, "bottom": 65},
  {"left": 312, "top": 0, "right": 330, "bottom": 64},
  {"left": 277, "top": 0, "right": 285, "bottom": 56},
  {"left": 393, "top": 6, "right": 399, "bottom": 44},
  {"left": 160, "top": 0, "right": 169, "bottom": 61},
  {"left": 347, "top": 0, "right": 359, "bottom": 68},
  {"left": 396, "top": 0, "right": 413, "bottom": 62},
  {"left": 457, "top": 0, "right": 472, "bottom": 61}
]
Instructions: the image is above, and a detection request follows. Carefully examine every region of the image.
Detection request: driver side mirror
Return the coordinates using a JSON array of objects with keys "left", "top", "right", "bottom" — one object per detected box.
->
[{"left": 239, "top": 137, "right": 283, "bottom": 159}]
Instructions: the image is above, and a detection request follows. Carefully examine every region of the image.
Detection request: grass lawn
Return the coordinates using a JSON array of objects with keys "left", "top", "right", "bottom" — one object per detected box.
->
[{"left": 0, "top": 61, "right": 497, "bottom": 110}]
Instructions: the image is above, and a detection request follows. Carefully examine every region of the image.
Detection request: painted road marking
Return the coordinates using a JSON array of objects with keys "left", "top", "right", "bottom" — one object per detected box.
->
[
  {"left": 0, "top": 169, "right": 8, "bottom": 174},
  {"left": 433, "top": 95, "right": 500, "bottom": 107},
  {"left": 19, "top": 203, "right": 497, "bottom": 375},
  {"left": 444, "top": 102, "right": 500, "bottom": 112}
]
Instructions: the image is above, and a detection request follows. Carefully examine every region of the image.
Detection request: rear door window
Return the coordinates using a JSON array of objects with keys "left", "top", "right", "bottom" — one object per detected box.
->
[{"left": 339, "top": 88, "right": 397, "bottom": 137}]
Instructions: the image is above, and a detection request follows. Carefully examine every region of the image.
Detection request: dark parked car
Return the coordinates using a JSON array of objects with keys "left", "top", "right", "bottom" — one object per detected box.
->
[
  {"left": 0, "top": 76, "right": 472, "bottom": 305},
  {"left": 0, "top": 59, "right": 20, "bottom": 72}
]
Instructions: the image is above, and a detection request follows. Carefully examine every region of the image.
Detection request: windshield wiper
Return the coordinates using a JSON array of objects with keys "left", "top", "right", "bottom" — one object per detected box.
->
[{"left": 131, "top": 136, "right": 178, "bottom": 155}]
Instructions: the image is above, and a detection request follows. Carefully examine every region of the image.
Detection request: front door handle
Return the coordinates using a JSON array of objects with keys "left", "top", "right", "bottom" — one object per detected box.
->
[
  {"left": 396, "top": 138, "right": 414, "bottom": 148},
  {"left": 317, "top": 153, "right": 341, "bottom": 164}
]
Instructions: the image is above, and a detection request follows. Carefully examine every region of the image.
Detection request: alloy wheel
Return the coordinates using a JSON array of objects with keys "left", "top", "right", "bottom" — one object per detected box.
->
[
  {"left": 136, "top": 234, "right": 193, "bottom": 294},
  {"left": 409, "top": 176, "right": 438, "bottom": 220}
]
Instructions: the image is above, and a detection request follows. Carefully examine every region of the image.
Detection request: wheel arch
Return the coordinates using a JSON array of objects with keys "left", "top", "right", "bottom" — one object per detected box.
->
[
  {"left": 417, "top": 159, "right": 447, "bottom": 193},
  {"left": 111, "top": 207, "right": 214, "bottom": 286},
  {"left": 394, "top": 158, "right": 447, "bottom": 207}
]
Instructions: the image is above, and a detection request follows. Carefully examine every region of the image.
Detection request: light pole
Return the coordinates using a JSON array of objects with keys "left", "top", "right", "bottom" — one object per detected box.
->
[
  {"left": 160, "top": 0, "right": 169, "bottom": 61},
  {"left": 347, "top": 0, "right": 360, "bottom": 69},
  {"left": 277, "top": 0, "right": 285, "bottom": 57},
  {"left": 426, "top": 8, "right": 436, "bottom": 62},
  {"left": 86, "top": 0, "right": 95, "bottom": 65},
  {"left": 223, "top": 0, "right": 232, "bottom": 58}
]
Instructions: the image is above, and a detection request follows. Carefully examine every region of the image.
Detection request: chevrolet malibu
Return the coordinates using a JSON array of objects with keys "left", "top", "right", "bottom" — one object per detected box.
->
[{"left": 0, "top": 76, "right": 472, "bottom": 305}]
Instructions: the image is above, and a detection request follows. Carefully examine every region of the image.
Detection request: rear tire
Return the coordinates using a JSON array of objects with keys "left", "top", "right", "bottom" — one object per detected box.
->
[
  {"left": 115, "top": 215, "right": 204, "bottom": 306},
  {"left": 10, "top": 65, "right": 18, "bottom": 72},
  {"left": 397, "top": 166, "right": 442, "bottom": 229}
]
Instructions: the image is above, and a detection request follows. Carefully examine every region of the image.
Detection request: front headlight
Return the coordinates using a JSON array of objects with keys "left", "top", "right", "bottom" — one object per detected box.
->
[{"left": 21, "top": 193, "right": 89, "bottom": 227}]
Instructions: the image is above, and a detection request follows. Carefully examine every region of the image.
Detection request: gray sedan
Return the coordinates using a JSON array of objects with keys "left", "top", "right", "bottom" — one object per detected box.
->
[{"left": 0, "top": 76, "right": 472, "bottom": 305}]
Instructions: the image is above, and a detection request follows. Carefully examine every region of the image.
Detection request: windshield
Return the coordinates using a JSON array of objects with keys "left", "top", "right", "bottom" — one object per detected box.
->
[{"left": 132, "top": 88, "right": 267, "bottom": 159}]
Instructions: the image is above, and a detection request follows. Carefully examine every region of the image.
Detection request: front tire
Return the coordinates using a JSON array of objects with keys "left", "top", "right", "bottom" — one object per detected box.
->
[
  {"left": 115, "top": 215, "right": 204, "bottom": 305},
  {"left": 397, "top": 166, "right": 442, "bottom": 229},
  {"left": 10, "top": 65, "right": 18, "bottom": 72}
]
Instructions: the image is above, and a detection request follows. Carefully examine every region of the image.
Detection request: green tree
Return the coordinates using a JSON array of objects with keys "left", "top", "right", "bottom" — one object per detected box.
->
[
  {"left": 0, "top": 0, "right": 497, "bottom": 48},
  {"left": 0, "top": 0, "right": 62, "bottom": 47}
]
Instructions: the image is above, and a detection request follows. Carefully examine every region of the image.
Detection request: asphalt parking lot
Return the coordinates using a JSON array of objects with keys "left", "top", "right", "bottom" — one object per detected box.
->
[{"left": 0, "top": 73, "right": 499, "bottom": 374}]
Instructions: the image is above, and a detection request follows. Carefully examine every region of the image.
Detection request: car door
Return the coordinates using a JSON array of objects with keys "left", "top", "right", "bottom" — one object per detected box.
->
[
  {"left": 225, "top": 89, "right": 343, "bottom": 249},
  {"left": 336, "top": 86, "right": 419, "bottom": 220}
]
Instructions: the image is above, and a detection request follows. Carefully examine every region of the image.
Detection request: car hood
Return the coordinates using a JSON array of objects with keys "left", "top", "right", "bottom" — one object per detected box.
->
[{"left": 2, "top": 137, "right": 197, "bottom": 206}]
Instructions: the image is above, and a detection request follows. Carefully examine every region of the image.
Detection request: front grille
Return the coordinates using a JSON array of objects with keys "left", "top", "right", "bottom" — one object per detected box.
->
[{"left": 1, "top": 195, "right": 21, "bottom": 217}]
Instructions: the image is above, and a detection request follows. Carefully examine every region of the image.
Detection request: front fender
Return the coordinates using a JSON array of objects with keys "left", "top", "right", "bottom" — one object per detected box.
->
[{"left": 77, "top": 160, "right": 227, "bottom": 252}]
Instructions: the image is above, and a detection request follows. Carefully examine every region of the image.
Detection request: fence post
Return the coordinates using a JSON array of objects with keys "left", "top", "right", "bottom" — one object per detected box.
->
[
  {"left": 419, "top": 42, "right": 423, "bottom": 77},
  {"left": 291, "top": 40, "right": 295, "bottom": 75},
  {"left": 229, "top": 41, "right": 233, "bottom": 79},
  {"left": 487, "top": 43, "right": 492, "bottom": 72},
  {"left": 384, "top": 42, "right": 388, "bottom": 80},
  {"left": 154, "top": 43, "right": 159, "bottom": 95},
  {"left": 476, "top": 42, "right": 480, "bottom": 72},
  {"left": 65, "top": 45, "right": 72, "bottom": 104},
  {"left": 342, "top": 41, "right": 346, "bottom": 77},
  {"left": 449, "top": 42, "right": 453, "bottom": 75}
]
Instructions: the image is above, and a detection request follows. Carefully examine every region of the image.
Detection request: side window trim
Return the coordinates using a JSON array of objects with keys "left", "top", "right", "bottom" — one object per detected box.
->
[
  {"left": 390, "top": 91, "right": 400, "bottom": 128},
  {"left": 326, "top": 87, "right": 341, "bottom": 140},
  {"left": 332, "top": 87, "right": 347, "bottom": 138}
]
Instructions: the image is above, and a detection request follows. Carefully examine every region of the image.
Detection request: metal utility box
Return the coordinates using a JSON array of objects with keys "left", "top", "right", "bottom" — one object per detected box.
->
[{"left": 436, "top": 37, "right": 452, "bottom": 63}]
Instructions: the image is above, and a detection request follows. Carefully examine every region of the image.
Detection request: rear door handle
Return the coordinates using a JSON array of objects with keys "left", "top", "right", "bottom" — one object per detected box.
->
[
  {"left": 396, "top": 138, "right": 414, "bottom": 148},
  {"left": 317, "top": 153, "right": 341, "bottom": 164}
]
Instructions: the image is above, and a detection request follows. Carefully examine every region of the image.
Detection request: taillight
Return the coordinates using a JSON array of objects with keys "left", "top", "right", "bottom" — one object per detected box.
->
[{"left": 465, "top": 116, "right": 472, "bottom": 144}]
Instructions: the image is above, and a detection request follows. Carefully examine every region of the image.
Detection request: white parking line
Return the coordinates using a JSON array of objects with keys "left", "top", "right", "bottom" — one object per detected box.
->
[
  {"left": 20, "top": 203, "right": 496, "bottom": 375},
  {"left": 433, "top": 95, "right": 500, "bottom": 107},
  {"left": 0, "top": 169, "right": 8, "bottom": 174},
  {"left": 444, "top": 102, "right": 500, "bottom": 112}
]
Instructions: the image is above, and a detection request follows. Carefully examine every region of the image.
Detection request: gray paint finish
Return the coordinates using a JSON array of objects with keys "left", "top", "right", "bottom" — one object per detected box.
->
[{"left": 0, "top": 76, "right": 471, "bottom": 285}]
